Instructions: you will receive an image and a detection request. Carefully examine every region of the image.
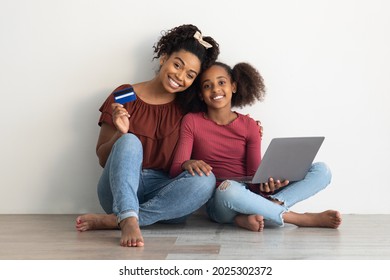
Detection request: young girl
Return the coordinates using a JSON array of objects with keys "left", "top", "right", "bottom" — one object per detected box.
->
[
  {"left": 76, "top": 24, "right": 220, "bottom": 247},
  {"left": 170, "top": 62, "right": 342, "bottom": 232}
]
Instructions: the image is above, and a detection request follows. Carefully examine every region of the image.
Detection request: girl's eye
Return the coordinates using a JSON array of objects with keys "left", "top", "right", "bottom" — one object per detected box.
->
[
  {"left": 219, "top": 80, "right": 226, "bottom": 86},
  {"left": 187, "top": 74, "right": 195, "bottom": 80},
  {"left": 203, "top": 84, "right": 210, "bottom": 89},
  {"left": 174, "top": 63, "right": 181, "bottom": 69}
]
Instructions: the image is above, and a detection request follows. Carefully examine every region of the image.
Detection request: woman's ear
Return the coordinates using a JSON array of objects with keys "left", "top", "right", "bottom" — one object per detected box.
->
[{"left": 160, "top": 54, "right": 167, "bottom": 66}]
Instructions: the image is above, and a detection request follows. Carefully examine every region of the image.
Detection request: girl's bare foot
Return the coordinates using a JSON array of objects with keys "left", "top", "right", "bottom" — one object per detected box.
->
[
  {"left": 284, "top": 210, "right": 342, "bottom": 228},
  {"left": 75, "top": 213, "right": 118, "bottom": 231},
  {"left": 119, "top": 217, "right": 144, "bottom": 247},
  {"left": 234, "top": 214, "right": 264, "bottom": 232}
]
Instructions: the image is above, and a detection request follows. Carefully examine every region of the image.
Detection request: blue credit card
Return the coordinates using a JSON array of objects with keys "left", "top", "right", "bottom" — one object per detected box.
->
[{"left": 113, "top": 86, "right": 137, "bottom": 104}]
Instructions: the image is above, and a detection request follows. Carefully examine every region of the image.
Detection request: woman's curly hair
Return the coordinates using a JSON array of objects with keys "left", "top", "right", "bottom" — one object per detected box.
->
[{"left": 153, "top": 24, "right": 219, "bottom": 71}]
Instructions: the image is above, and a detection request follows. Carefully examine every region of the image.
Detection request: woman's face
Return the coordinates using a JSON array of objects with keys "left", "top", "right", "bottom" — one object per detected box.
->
[
  {"left": 199, "top": 65, "right": 237, "bottom": 110},
  {"left": 159, "top": 50, "right": 201, "bottom": 93}
]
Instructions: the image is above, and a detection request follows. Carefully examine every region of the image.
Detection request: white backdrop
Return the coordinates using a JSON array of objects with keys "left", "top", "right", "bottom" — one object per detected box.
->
[{"left": 1, "top": 0, "right": 389, "bottom": 214}]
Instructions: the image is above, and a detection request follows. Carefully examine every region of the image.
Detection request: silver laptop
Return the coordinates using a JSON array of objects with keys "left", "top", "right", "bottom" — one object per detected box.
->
[{"left": 217, "top": 136, "right": 325, "bottom": 184}]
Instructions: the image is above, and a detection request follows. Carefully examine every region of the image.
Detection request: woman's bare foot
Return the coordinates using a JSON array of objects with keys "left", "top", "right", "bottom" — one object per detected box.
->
[
  {"left": 75, "top": 213, "right": 118, "bottom": 232},
  {"left": 234, "top": 214, "right": 264, "bottom": 232},
  {"left": 119, "top": 217, "right": 144, "bottom": 247},
  {"left": 283, "top": 210, "right": 342, "bottom": 228}
]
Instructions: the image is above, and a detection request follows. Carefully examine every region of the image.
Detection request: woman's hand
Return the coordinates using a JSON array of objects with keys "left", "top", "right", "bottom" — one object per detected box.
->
[
  {"left": 182, "top": 160, "right": 213, "bottom": 176},
  {"left": 257, "top": 120, "right": 263, "bottom": 139},
  {"left": 259, "top": 178, "right": 289, "bottom": 194},
  {"left": 246, "top": 114, "right": 263, "bottom": 138},
  {"left": 111, "top": 103, "right": 130, "bottom": 134}
]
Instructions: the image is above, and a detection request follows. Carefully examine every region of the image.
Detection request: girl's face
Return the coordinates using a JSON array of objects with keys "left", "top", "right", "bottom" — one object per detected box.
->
[
  {"left": 159, "top": 50, "right": 201, "bottom": 93},
  {"left": 200, "top": 65, "right": 237, "bottom": 110}
]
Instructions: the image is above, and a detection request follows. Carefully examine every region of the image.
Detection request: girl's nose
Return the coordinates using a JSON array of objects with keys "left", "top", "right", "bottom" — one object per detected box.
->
[{"left": 212, "top": 85, "right": 221, "bottom": 93}]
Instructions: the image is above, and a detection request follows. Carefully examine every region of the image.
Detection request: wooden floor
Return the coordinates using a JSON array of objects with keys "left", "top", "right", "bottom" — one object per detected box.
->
[{"left": 0, "top": 212, "right": 389, "bottom": 260}]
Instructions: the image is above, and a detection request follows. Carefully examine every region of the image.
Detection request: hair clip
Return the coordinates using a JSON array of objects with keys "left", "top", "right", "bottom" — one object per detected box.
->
[{"left": 193, "top": 31, "right": 213, "bottom": 49}]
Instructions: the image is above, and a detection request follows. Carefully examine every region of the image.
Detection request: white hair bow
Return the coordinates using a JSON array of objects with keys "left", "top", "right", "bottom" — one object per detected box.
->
[{"left": 193, "top": 31, "right": 213, "bottom": 49}]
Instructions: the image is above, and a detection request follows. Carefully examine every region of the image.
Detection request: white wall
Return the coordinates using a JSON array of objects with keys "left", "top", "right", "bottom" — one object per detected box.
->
[{"left": 1, "top": 0, "right": 389, "bottom": 214}]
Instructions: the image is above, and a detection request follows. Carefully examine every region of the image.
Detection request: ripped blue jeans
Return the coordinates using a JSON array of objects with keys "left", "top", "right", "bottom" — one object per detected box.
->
[{"left": 206, "top": 162, "right": 332, "bottom": 226}]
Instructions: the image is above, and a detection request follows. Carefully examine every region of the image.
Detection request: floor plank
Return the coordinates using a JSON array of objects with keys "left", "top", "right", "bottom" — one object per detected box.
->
[{"left": 0, "top": 213, "right": 389, "bottom": 260}]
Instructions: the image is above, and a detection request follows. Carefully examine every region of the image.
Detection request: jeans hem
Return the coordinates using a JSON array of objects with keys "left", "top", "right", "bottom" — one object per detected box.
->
[{"left": 117, "top": 210, "right": 138, "bottom": 225}]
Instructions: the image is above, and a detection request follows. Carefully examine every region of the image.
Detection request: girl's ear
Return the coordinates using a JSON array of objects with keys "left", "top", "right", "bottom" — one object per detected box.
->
[{"left": 232, "top": 81, "right": 237, "bottom": 94}]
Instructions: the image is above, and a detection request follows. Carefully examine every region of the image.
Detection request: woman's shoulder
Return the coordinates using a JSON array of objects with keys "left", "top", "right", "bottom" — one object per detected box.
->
[
  {"left": 112, "top": 84, "right": 133, "bottom": 93},
  {"left": 236, "top": 112, "right": 258, "bottom": 126},
  {"left": 111, "top": 83, "right": 179, "bottom": 110}
]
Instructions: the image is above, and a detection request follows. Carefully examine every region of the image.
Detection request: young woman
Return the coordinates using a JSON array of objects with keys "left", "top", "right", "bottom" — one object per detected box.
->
[
  {"left": 76, "top": 24, "right": 220, "bottom": 247},
  {"left": 170, "top": 62, "right": 342, "bottom": 232}
]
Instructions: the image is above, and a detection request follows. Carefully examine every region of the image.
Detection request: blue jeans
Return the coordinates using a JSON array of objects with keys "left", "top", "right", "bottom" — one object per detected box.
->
[
  {"left": 206, "top": 162, "right": 332, "bottom": 226},
  {"left": 97, "top": 134, "right": 216, "bottom": 226}
]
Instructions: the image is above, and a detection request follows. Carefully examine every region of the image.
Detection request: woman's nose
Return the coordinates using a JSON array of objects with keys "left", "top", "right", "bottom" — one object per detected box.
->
[{"left": 175, "top": 70, "right": 185, "bottom": 81}]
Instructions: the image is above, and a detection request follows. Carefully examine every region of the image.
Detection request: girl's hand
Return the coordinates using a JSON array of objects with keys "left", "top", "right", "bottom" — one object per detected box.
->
[
  {"left": 182, "top": 160, "right": 213, "bottom": 176},
  {"left": 259, "top": 178, "right": 289, "bottom": 194},
  {"left": 111, "top": 103, "right": 130, "bottom": 134}
]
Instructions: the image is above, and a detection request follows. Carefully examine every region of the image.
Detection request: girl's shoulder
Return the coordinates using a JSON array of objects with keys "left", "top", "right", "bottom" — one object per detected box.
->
[
  {"left": 181, "top": 112, "right": 208, "bottom": 131},
  {"left": 182, "top": 112, "right": 204, "bottom": 122},
  {"left": 235, "top": 112, "right": 261, "bottom": 138}
]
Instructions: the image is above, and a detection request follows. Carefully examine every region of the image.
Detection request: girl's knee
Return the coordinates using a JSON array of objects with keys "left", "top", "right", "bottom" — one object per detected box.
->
[
  {"left": 215, "top": 180, "right": 242, "bottom": 201},
  {"left": 312, "top": 162, "right": 332, "bottom": 183},
  {"left": 218, "top": 180, "right": 231, "bottom": 190}
]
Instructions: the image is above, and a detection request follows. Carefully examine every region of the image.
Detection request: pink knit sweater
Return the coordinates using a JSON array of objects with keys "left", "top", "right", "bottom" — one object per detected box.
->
[{"left": 170, "top": 112, "right": 261, "bottom": 180}]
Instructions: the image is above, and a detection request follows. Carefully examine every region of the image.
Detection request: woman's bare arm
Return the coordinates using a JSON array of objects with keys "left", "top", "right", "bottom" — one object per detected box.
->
[
  {"left": 96, "top": 123, "right": 124, "bottom": 167},
  {"left": 96, "top": 103, "right": 131, "bottom": 167}
]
